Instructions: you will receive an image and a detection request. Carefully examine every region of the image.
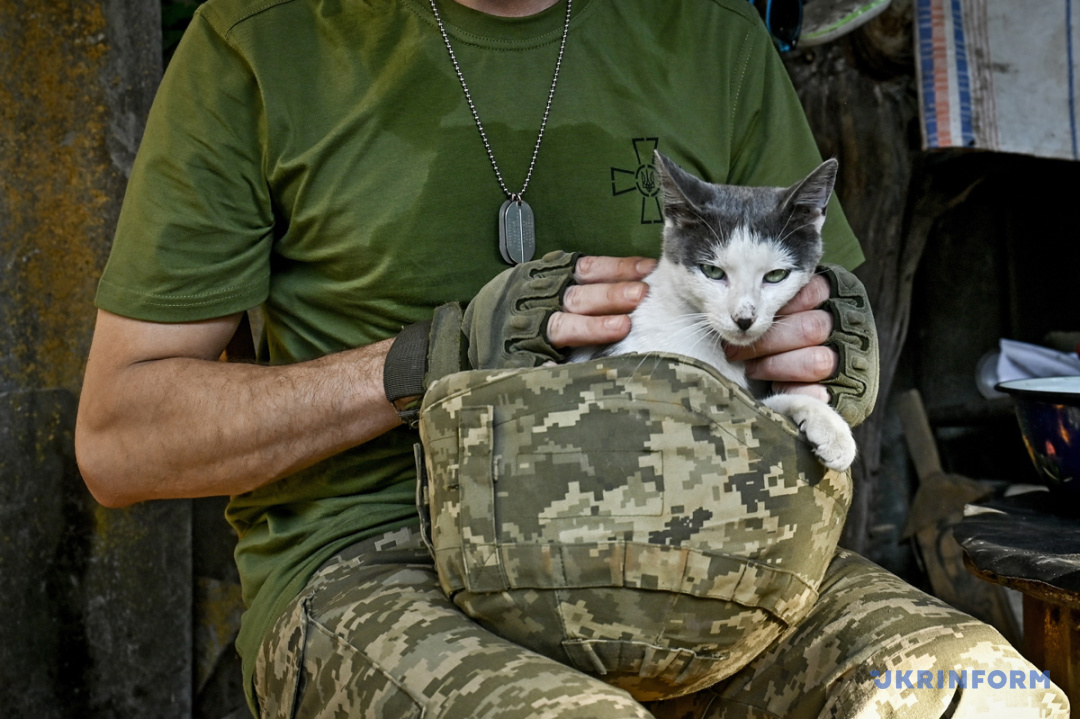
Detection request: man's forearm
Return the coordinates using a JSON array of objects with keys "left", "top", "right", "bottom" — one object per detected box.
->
[
  {"left": 76, "top": 322, "right": 399, "bottom": 507},
  {"left": 76, "top": 256, "right": 658, "bottom": 508}
]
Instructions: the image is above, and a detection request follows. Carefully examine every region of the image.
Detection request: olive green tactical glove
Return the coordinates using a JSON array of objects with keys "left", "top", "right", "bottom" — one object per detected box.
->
[
  {"left": 818, "top": 263, "right": 879, "bottom": 427},
  {"left": 461, "top": 250, "right": 580, "bottom": 370},
  {"left": 383, "top": 251, "right": 580, "bottom": 427}
]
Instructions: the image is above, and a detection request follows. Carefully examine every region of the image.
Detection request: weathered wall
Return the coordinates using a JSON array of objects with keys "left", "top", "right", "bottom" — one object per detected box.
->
[{"left": 0, "top": 1, "right": 195, "bottom": 715}]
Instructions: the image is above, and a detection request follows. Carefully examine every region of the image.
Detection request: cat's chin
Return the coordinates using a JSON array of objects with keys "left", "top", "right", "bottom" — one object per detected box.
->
[
  {"left": 710, "top": 324, "right": 763, "bottom": 348},
  {"left": 718, "top": 332, "right": 766, "bottom": 348}
]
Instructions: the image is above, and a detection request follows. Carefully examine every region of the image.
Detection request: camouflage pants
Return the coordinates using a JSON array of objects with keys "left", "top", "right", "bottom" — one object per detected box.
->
[{"left": 254, "top": 524, "right": 1070, "bottom": 719}]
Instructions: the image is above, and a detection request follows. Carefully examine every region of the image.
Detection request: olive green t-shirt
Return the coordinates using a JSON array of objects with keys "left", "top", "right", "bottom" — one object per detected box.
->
[{"left": 96, "top": 0, "right": 863, "bottom": 710}]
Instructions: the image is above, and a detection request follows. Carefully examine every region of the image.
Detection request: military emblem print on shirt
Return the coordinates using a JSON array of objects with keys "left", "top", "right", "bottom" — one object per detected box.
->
[{"left": 610, "top": 137, "right": 664, "bottom": 224}]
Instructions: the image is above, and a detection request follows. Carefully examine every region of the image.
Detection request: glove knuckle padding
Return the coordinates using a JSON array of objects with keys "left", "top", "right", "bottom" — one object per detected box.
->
[
  {"left": 463, "top": 250, "right": 579, "bottom": 369},
  {"left": 818, "top": 264, "right": 880, "bottom": 427},
  {"left": 385, "top": 252, "right": 579, "bottom": 428}
]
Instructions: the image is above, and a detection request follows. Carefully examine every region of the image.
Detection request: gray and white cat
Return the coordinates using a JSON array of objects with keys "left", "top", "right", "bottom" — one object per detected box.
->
[{"left": 572, "top": 152, "right": 856, "bottom": 471}]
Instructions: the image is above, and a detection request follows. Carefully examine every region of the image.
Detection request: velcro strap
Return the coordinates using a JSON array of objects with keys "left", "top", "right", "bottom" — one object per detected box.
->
[{"left": 383, "top": 319, "right": 431, "bottom": 404}]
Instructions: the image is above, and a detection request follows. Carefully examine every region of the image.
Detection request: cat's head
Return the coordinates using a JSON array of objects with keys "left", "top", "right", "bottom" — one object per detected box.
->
[{"left": 654, "top": 151, "right": 837, "bottom": 347}]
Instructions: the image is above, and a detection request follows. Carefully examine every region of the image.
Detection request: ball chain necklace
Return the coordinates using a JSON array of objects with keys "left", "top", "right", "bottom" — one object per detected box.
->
[{"left": 428, "top": 0, "right": 573, "bottom": 265}]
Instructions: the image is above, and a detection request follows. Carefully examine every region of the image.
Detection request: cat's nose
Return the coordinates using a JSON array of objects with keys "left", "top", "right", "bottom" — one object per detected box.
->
[{"left": 734, "top": 317, "right": 754, "bottom": 331}]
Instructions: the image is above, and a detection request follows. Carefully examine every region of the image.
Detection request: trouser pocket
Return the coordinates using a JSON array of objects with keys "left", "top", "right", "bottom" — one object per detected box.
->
[
  {"left": 414, "top": 442, "right": 435, "bottom": 559},
  {"left": 255, "top": 594, "right": 310, "bottom": 719},
  {"left": 256, "top": 589, "right": 424, "bottom": 719}
]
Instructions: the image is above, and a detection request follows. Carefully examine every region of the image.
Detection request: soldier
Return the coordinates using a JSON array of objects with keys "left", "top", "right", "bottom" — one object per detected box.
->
[{"left": 76, "top": 0, "right": 1069, "bottom": 716}]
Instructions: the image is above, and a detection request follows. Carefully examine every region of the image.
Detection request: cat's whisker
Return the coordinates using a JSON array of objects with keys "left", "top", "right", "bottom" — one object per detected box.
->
[
  {"left": 669, "top": 318, "right": 723, "bottom": 356},
  {"left": 650, "top": 320, "right": 714, "bottom": 353},
  {"left": 625, "top": 316, "right": 719, "bottom": 380},
  {"left": 778, "top": 220, "right": 816, "bottom": 244},
  {"left": 627, "top": 350, "right": 673, "bottom": 382},
  {"left": 685, "top": 207, "right": 725, "bottom": 245},
  {"left": 777, "top": 208, "right": 796, "bottom": 243}
]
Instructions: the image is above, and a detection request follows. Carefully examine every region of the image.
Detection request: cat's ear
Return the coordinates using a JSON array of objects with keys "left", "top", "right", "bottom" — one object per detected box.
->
[
  {"left": 785, "top": 159, "right": 838, "bottom": 232},
  {"left": 654, "top": 151, "right": 711, "bottom": 227}
]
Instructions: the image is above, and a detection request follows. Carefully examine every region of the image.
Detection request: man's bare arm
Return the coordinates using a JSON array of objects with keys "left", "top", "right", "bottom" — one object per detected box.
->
[
  {"left": 75, "top": 309, "right": 400, "bottom": 507},
  {"left": 75, "top": 255, "right": 832, "bottom": 508},
  {"left": 76, "top": 257, "right": 656, "bottom": 508}
]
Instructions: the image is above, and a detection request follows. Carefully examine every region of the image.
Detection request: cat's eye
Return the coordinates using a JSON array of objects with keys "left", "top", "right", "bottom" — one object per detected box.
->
[
  {"left": 700, "top": 264, "right": 726, "bottom": 280},
  {"left": 763, "top": 269, "right": 790, "bottom": 283}
]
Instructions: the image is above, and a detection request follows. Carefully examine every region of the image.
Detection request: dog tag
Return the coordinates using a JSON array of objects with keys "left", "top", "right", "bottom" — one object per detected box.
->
[{"left": 498, "top": 198, "right": 536, "bottom": 265}]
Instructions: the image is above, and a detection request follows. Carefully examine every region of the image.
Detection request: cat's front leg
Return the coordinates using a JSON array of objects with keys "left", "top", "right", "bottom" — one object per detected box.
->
[{"left": 762, "top": 393, "right": 856, "bottom": 471}]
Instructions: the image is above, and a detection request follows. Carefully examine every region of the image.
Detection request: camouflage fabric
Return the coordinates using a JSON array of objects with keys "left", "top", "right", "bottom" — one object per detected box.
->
[
  {"left": 646, "top": 549, "right": 1071, "bottom": 719},
  {"left": 417, "top": 354, "right": 853, "bottom": 701},
  {"left": 254, "top": 525, "right": 652, "bottom": 719},
  {"left": 253, "top": 527, "right": 1070, "bottom": 718}
]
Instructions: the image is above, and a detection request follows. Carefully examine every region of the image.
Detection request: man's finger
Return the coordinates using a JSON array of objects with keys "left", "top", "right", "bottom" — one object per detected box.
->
[
  {"left": 744, "top": 346, "right": 839, "bottom": 384},
  {"left": 771, "top": 382, "right": 831, "bottom": 403},
  {"left": 778, "top": 274, "right": 830, "bottom": 315},
  {"left": 574, "top": 255, "right": 656, "bottom": 284},
  {"left": 727, "top": 309, "right": 833, "bottom": 362},
  {"left": 547, "top": 312, "right": 631, "bottom": 348},
  {"left": 563, "top": 281, "right": 647, "bottom": 316}
]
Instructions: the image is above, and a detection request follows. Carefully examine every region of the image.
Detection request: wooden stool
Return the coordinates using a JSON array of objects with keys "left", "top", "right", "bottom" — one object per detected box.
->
[{"left": 955, "top": 494, "right": 1080, "bottom": 718}]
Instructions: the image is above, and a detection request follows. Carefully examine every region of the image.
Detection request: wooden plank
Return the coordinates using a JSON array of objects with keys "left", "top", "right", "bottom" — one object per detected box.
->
[
  {"left": 1023, "top": 595, "right": 1079, "bottom": 718},
  {"left": 897, "top": 389, "right": 944, "bottom": 480}
]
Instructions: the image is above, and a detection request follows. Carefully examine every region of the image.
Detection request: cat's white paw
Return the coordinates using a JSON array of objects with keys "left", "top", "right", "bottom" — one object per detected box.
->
[{"left": 762, "top": 393, "right": 856, "bottom": 471}]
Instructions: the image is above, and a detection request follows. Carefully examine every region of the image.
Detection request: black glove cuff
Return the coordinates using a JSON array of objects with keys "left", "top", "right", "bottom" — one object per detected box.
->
[
  {"left": 384, "top": 304, "right": 468, "bottom": 429},
  {"left": 383, "top": 319, "right": 432, "bottom": 427}
]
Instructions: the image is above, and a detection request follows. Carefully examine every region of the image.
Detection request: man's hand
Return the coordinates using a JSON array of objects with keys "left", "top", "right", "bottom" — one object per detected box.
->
[
  {"left": 546, "top": 255, "right": 656, "bottom": 348},
  {"left": 724, "top": 267, "right": 880, "bottom": 427},
  {"left": 385, "top": 253, "right": 656, "bottom": 427},
  {"left": 724, "top": 275, "right": 837, "bottom": 402},
  {"left": 457, "top": 252, "right": 654, "bottom": 372}
]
